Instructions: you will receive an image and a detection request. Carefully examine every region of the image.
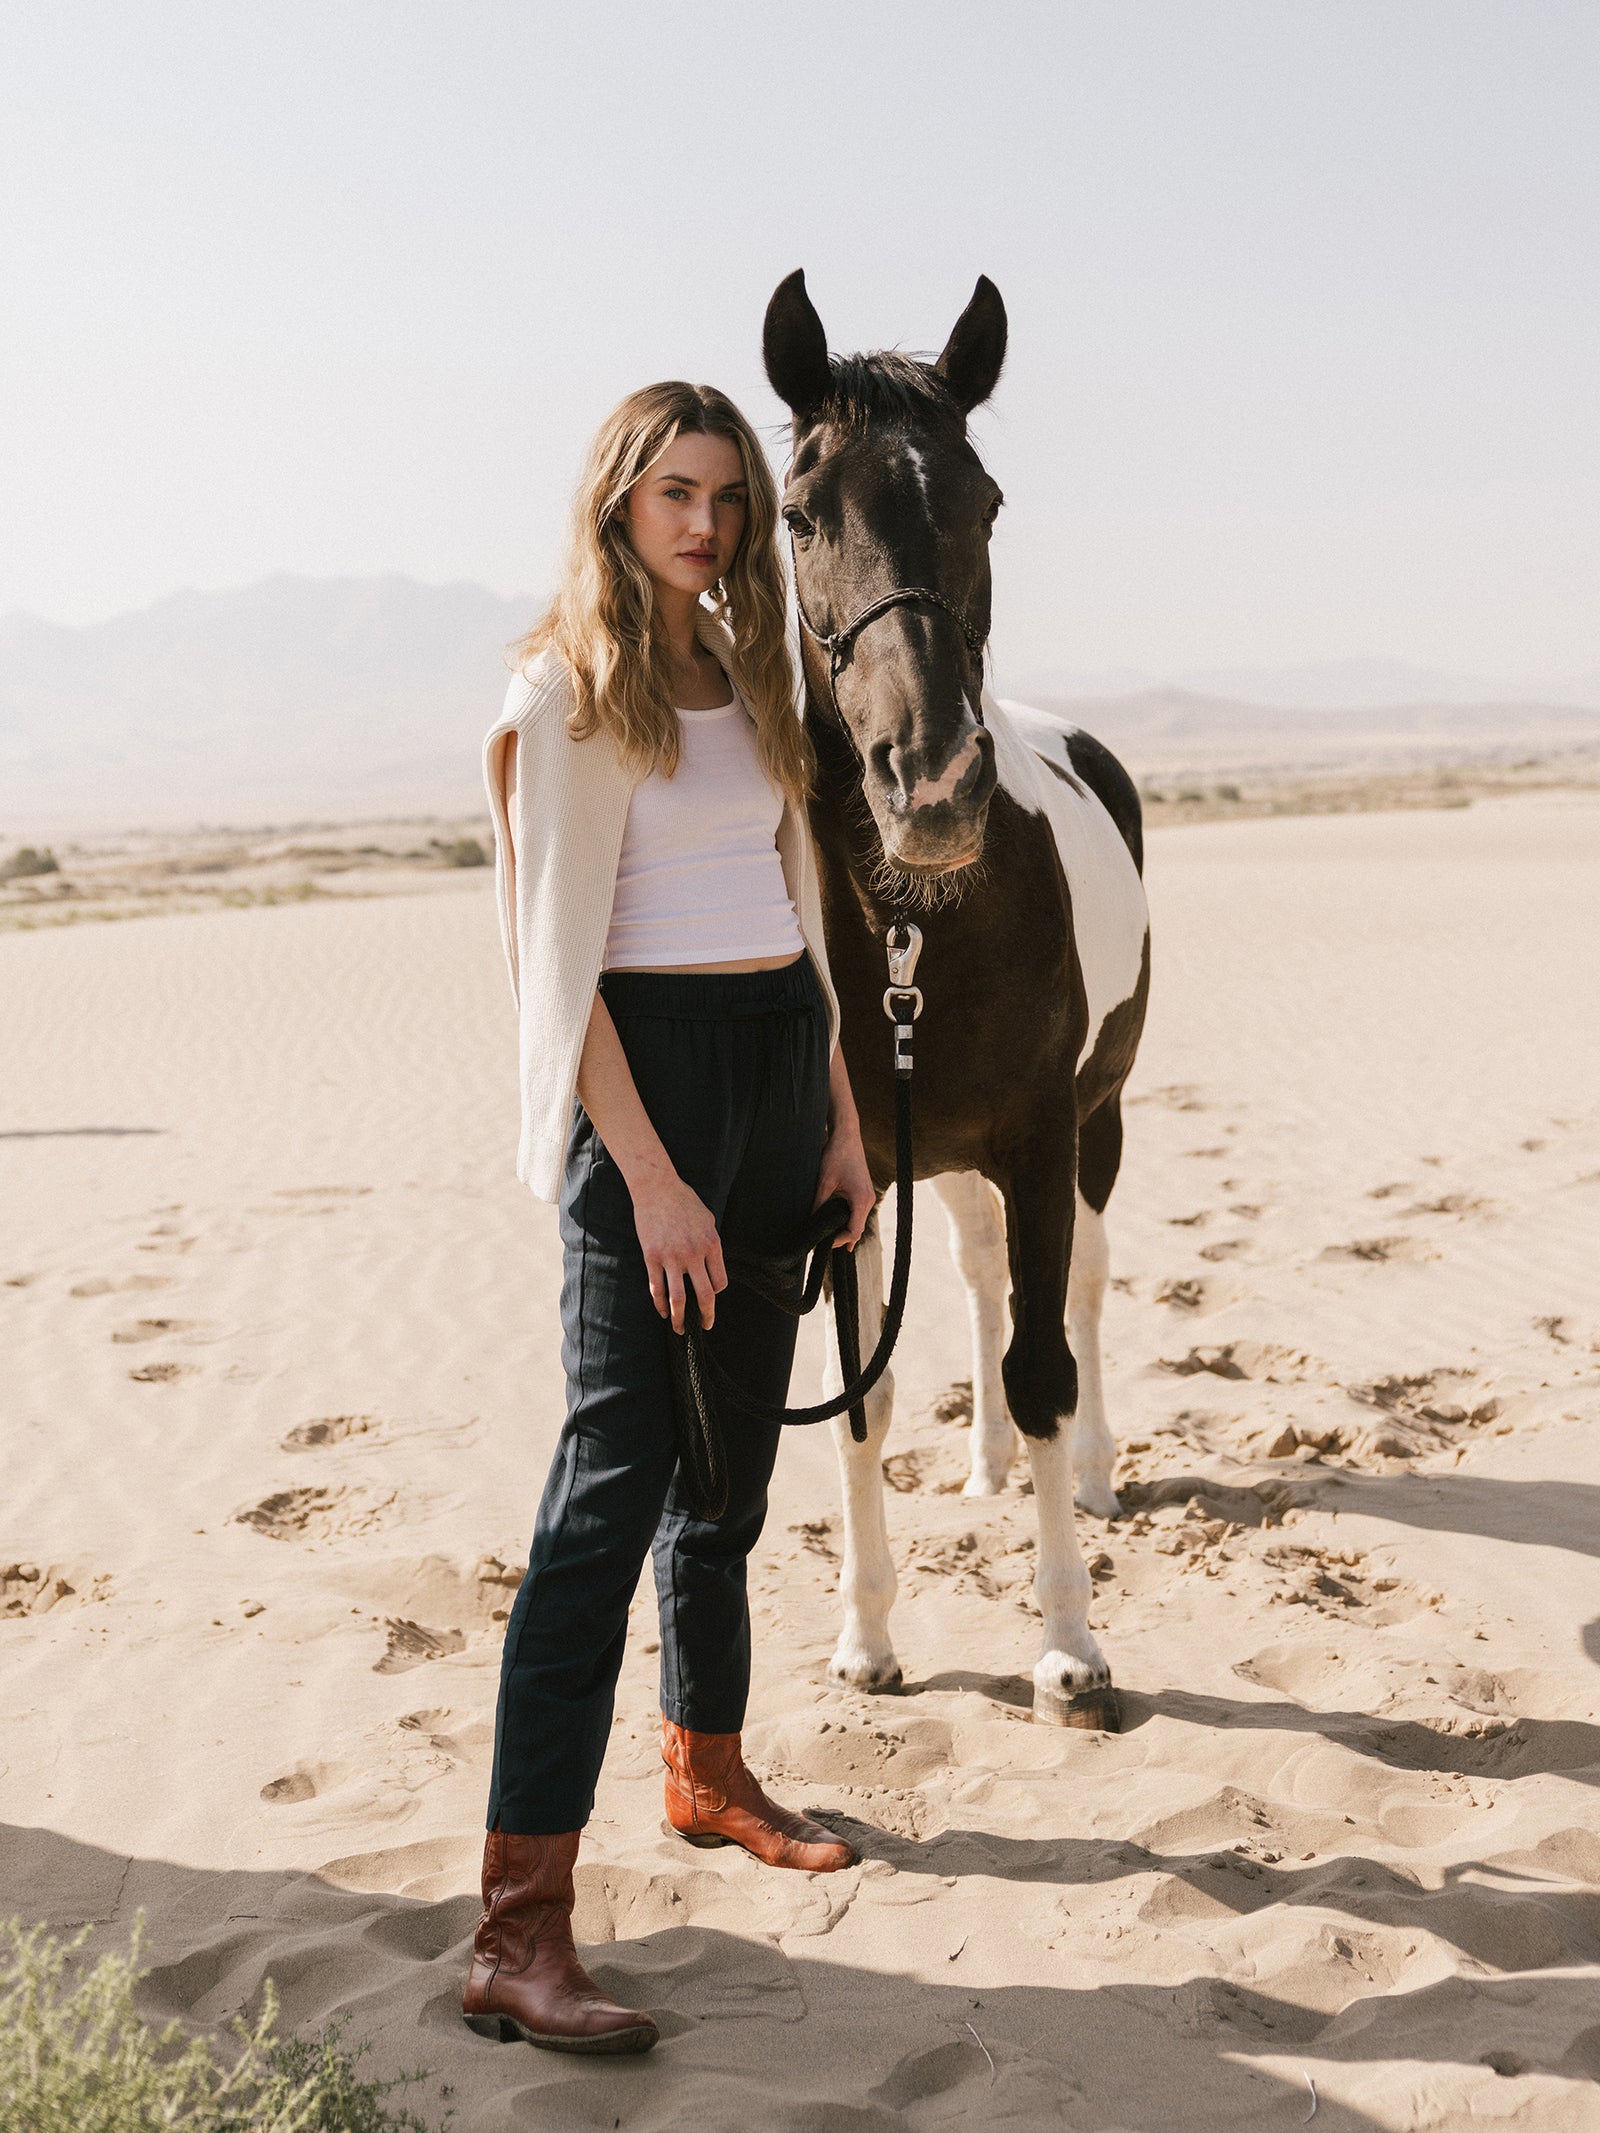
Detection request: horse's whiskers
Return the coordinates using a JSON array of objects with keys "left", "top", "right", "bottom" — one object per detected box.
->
[{"left": 867, "top": 851, "right": 988, "bottom": 913}]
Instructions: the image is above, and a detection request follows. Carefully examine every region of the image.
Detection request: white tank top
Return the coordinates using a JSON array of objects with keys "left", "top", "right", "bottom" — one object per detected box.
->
[{"left": 602, "top": 691, "right": 807, "bottom": 970}]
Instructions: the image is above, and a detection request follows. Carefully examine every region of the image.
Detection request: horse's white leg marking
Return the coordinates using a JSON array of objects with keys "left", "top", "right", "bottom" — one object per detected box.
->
[
  {"left": 1025, "top": 1423, "right": 1111, "bottom": 1723},
  {"left": 931, "top": 1170, "right": 1015, "bottom": 1496},
  {"left": 1068, "top": 1192, "right": 1120, "bottom": 1518},
  {"left": 824, "top": 1212, "right": 901, "bottom": 1689}
]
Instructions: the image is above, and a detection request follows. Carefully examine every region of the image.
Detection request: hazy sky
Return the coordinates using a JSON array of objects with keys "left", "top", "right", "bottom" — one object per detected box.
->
[{"left": 5, "top": 1, "right": 1597, "bottom": 679}]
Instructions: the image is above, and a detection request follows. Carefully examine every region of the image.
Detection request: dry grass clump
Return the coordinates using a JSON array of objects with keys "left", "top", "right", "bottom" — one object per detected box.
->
[
  {"left": 0, "top": 846, "right": 59, "bottom": 881},
  {"left": 427, "top": 837, "right": 488, "bottom": 868},
  {"left": 0, "top": 1919, "right": 443, "bottom": 2132}
]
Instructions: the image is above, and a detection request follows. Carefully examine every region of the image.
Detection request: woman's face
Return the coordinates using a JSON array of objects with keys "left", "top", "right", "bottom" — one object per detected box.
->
[{"left": 623, "top": 429, "right": 747, "bottom": 598}]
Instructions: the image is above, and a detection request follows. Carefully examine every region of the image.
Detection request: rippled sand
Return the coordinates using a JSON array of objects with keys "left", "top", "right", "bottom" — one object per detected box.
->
[{"left": 3, "top": 787, "right": 1599, "bottom": 2130}]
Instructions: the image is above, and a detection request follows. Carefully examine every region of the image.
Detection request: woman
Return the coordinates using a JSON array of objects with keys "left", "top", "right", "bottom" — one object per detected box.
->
[{"left": 465, "top": 382, "right": 876, "bottom": 2055}]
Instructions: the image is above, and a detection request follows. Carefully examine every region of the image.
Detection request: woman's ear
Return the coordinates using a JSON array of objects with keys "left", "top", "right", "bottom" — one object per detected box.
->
[{"left": 764, "top": 269, "right": 832, "bottom": 419}]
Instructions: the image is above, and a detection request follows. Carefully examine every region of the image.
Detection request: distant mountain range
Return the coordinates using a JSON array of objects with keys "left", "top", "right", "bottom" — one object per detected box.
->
[
  {"left": 1010, "top": 688, "right": 1600, "bottom": 782},
  {"left": 3, "top": 575, "right": 1597, "bottom": 831},
  {"left": 1006, "top": 656, "right": 1600, "bottom": 712},
  {"left": 1, "top": 575, "right": 534, "bottom": 829}
]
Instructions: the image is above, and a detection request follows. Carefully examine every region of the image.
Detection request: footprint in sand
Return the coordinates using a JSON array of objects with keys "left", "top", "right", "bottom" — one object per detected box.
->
[
  {"left": 1128, "top": 1084, "right": 1208, "bottom": 1112},
  {"left": 70, "top": 1274, "right": 176, "bottom": 1297},
  {"left": 258, "top": 1185, "right": 374, "bottom": 1218},
  {"left": 260, "top": 1767, "right": 321, "bottom": 1805},
  {"left": 372, "top": 1620, "right": 467, "bottom": 1674},
  {"left": 1403, "top": 1191, "right": 1491, "bottom": 1218},
  {"left": 397, "top": 1708, "right": 494, "bottom": 1755},
  {"left": 788, "top": 1518, "right": 839, "bottom": 1562},
  {"left": 230, "top": 1485, "right": 397, "bottom": 1542},
  {"left": 3, "top": 1562, "right": 106, "bottom": 1617},
  {"left": 317, "top": 1552, "right": 525, "bottom": 1646},
  {"left": 280, "top": 1414, "right": 375, "bottom": 1451},
  {"left": 745, "top": 1711, "right": 955, "bottom": 1792},
  {"left": 1158, "top": 1340, "right": 1310, "bottom": 1383},
  {"left": 880, "top": 1446, "right": 967, "bottom": 1495},
  {"left": 1343, "top": 1370, "right": 1501, "bottom": 1455},
  {"left": 1155, "top": 1278, "right": 1206, "bottom": 1311},
  {"left": 128, "top": 1360, "right": 196, "bottom": 1383},
  {"left": 111, "top": 1317, "right": 196, "bottom": 1343},
  {"left": 929, "top": 1379, "right": 974, "bottom": 1424}
]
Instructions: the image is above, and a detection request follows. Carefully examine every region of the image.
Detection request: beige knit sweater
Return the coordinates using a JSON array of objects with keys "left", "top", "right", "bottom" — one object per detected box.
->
[{"left": 482, "top": 616, "right": 841, "bottom": 1202}]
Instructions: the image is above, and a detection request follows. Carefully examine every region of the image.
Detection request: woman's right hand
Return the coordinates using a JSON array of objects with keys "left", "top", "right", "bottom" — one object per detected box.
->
[{"left": 630, "top": 1168, "right": 728, "bottom": 1333}]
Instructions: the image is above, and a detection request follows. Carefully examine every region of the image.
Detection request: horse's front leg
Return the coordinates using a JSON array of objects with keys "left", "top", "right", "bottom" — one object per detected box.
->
[
  {"left": 1067, "top": 1190, "right": 1120, "bottom": 1519},
  {"left": 1001, "top": 1134, "right": 1117, "bottom": 1729},
  {"left": 823, "top": 1207, "right": 901, "bottom": 1690},
  {"left": 931, "top": 1169, "right": 1015, "bottom": 1496},
  {"left": 1025, "top": 1424, "right": 1115, "bottom": 1729}
]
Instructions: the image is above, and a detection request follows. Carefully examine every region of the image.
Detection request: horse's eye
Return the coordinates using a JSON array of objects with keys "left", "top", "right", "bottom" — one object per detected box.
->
[
  {"left": 983, "top": 495, "right": 1003, "bottom": 528},
  {"left": 783, "top": 506, "right": 815, "bottom": 540}
]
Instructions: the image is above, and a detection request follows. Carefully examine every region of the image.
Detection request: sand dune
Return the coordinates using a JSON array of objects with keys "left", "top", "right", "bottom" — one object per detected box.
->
[{"left": 3, "top": 789, "right": 1599, "bottom": 2129}]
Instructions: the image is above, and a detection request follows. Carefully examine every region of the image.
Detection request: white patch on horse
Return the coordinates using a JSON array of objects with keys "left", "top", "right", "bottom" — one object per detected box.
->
[
  {"left": 986, "top": 692, "right": 1148, "bottom": 1059},
  {"left": 907, "top": 724, "right": 983, "bottom": 810},
  {"left": 902, "top": 440, "right": 930, "bottom": 501}
]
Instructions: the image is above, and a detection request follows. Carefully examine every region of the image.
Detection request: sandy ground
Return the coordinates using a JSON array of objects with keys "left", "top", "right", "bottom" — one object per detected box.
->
[{"left": 3, "top": 787, "right": 1599, "bottom": 2131}]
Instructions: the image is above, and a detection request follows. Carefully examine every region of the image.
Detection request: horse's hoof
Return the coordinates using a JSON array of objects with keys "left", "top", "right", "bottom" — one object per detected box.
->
[
  {"left": 1033, "top": 1682, "right": 1120, "bottom": 1732},
  {"left": 827, "top": 1659, "right": 904, "bottom": 1693},
  {"left": 1074, "top": 1484, "right": 1123, "bottom": 1520}
]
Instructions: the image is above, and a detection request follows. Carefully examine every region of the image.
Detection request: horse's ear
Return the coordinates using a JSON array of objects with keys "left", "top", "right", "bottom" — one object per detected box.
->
[
  {"left": 764, "top": 269, "right": 832, "bottom": 418},
  {"left": 934, "top": 276, "right": 1007, "bottom": 412}
]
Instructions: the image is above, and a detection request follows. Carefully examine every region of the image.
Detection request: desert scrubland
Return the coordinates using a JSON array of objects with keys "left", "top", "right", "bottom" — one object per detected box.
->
[{"left": 3, "top": 780, "right": 1600, "bottom": 2130}]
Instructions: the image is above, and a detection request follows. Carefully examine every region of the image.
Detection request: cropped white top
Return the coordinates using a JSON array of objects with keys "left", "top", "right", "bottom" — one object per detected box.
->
[{"left": 602, "top": 691, "right": 807, "bottom": 970}]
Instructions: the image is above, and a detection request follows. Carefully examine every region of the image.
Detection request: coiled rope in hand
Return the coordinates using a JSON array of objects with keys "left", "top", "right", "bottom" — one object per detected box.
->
[{"left": 666, "top": 921, "right": 923, "bottom": 1520}]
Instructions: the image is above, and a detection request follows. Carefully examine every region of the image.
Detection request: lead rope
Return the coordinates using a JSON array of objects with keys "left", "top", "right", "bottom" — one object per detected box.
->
[{"left": 666, "top": 919, "right": 923, "bottom": 1521}]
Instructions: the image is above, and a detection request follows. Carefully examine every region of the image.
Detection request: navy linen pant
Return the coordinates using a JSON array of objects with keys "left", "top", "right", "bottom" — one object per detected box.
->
[{"left": 487, "top": 955, "right": 832, "bottom": 1835}]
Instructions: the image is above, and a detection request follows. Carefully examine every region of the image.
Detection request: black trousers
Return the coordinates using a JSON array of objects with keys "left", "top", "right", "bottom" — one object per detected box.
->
[{"left": 487, "top": 954, "right": 831, "bottom": 1835}]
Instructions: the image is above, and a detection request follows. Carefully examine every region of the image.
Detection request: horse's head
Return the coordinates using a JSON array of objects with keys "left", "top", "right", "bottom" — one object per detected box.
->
[{"left": 763, "top": 270, "right": 1007, "bottom": 878}]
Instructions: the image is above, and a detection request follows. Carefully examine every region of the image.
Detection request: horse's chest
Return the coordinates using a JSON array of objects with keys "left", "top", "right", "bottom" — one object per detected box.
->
[{"left": 822, "top": 804, "right": 1086, "bottom": 1171}]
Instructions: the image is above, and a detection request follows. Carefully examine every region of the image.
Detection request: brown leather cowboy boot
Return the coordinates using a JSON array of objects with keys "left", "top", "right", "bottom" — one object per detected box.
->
[
  {"left": 462, "top": 1828, "right": 657, "bottom": 2053},
  {"left": 661, "top": 1720, "right": 858, "bottom": 1872}
]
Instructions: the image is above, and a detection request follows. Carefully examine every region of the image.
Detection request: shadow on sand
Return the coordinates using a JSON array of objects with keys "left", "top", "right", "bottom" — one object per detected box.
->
[{"left": 5, "top": 1821, "right": 1597, "bottom": 2130}]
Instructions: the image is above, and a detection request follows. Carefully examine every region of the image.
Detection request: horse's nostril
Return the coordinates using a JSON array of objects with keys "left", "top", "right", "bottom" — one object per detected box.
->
[
  {"left": 971, "top": 729, "right": 998, "bottom": 807},
  {"left": 870, "top": 741, "right": 909, "bottom": 810}
]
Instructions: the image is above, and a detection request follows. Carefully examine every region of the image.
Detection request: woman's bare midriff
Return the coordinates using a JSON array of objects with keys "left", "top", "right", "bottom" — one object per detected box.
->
[{"left": 609, "top": 953, "right": 803, "bottom": 975}]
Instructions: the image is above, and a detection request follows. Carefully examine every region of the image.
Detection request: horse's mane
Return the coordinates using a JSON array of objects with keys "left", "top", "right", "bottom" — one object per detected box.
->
[{"left": 819, "top": 350, "right": 964, "bottom": 434}]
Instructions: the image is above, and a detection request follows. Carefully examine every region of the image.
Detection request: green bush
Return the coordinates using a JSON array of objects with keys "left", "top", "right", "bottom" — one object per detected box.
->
[
  {"left": 1, "top": 847, "right": 59, "bottom": 882},
  {"left": 0, "top": 1919, "right": 443, "bottom": 2133}
]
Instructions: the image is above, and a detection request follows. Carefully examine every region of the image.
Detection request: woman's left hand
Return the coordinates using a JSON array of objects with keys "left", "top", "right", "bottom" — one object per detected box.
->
[{"left": 813, "top": 1116, "right": 877, "bottom": 1249}]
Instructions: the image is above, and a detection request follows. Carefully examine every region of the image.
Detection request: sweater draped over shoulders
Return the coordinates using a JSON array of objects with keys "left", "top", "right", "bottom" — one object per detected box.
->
[{"left": 482, "top": 619, "right": 840, "bottom": 1201}]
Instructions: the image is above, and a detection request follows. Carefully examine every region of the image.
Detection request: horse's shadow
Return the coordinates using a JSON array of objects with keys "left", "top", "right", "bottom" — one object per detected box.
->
[
  {"left": 904, "top": 1670, "right": 1600, "bottom": 1787},
  {"left": 1156, "top": 1462, "right": 1600, "bottom": 1562}
]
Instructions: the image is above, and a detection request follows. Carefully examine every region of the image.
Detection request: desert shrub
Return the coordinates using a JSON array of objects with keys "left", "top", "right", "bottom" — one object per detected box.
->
[
  {"left": 428, "top": 837, "right": 488, "bottom": 869},
  {"left": 0, "top": 1918, "right": 442, "bottom": 2133},
  {"left": 0, "top": 847, "right": 59, "bottom": 882}
]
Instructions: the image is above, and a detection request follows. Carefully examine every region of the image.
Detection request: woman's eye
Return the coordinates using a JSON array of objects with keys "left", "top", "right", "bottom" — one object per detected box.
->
[
  {"left": 783, "top": 506, "right": 814, "bottom": 538},
  {"left": 664, "top": 486, "right": 689, "bottom": 501}
]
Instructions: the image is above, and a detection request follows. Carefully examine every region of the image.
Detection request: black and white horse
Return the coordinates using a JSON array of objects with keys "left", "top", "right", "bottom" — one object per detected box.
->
[{"left": 764, "top": 272, "right": 1150, "bottom": 1727}]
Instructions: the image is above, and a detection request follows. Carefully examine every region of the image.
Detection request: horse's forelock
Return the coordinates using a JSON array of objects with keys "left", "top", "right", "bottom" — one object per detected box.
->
[{"left": 812, "top": 351, "right": 966, "bottom": 438}]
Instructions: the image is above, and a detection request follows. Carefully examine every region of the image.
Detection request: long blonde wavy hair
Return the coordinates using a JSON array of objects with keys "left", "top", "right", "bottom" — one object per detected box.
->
[{"left": 514, "top": 381, "right": 813, "bottom": 808}]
